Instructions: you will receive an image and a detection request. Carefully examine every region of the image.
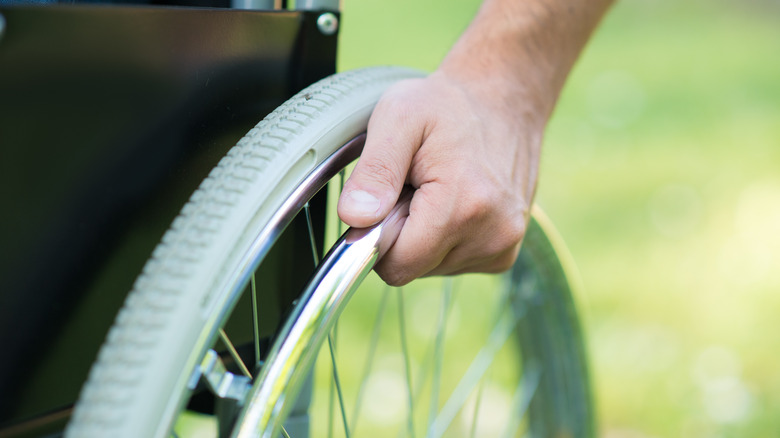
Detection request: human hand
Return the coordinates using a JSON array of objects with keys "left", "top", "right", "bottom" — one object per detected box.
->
[{"left": 337, "top": 71, "right": 543, "bottom": 286}]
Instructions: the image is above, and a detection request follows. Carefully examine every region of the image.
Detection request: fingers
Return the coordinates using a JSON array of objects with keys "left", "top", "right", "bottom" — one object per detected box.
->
[
  {"left": 373, "top": 176, "right": 528, "bottom": 286},
  {"left": 426, "top": 240, "right": 524, "bottom": 277},
  {"left": 337, "top": 82, "right": 427, "bottom": 228},
  {"left": 377, "top": 223, "right": 524, "bottom": 286},
  {"left": 372, "top": 184, "right": 454, "bottom": 286}
]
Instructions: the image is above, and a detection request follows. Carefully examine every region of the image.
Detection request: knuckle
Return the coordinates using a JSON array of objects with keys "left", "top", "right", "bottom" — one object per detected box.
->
[
  {"left": 453, "top": 186, "right": 497, "bottom": 229},
  {"left": 472, "top": 208, "right": 527, "bottom": 263},
  {"left": 501, "top": 214, "right": 527, "bottom": 249},
  {"left": 488, "top": 214, "right": 526, "bottom": 259},
  {"left": 463, "top": 194, "right": 493, "bottom": 222},
  {"left": 376, "top": 80, "right": 424, "bottom": 112},
  {"left": 359, "top": 159, "right": 402, "bottom": 190},
  {"left": 376, "top": 86, "right": 407, "bottom": 108}
]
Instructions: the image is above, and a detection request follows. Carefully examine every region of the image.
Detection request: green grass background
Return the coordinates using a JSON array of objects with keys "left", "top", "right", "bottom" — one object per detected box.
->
[{"left": 338, "top": 0, "right": 780, "bottom": 436}]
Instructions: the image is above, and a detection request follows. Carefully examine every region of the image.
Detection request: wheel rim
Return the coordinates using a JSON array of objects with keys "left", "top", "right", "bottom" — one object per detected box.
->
[
  {"left": 64, "top": 67, "right": 590, "bottom": 438},
  {"left": 172, "top": 134, "right": 591, "bottom": 437},
  {"left": 169, "top": 134, "right": 366, "bottom": 437}
]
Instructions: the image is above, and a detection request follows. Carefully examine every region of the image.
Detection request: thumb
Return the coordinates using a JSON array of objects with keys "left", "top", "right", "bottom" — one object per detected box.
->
[{"left": 338, "top": 96, "right": 424, "bottom": 228}]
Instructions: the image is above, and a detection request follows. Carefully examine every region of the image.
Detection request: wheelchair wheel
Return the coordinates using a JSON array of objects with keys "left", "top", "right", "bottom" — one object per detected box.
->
[{"left": 66, "top": 66, "right": 594, "bottom": 438}]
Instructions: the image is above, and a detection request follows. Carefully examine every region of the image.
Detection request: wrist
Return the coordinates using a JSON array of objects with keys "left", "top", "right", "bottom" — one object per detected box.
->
[{"left": 433, "top": 60, "right": 551, "bottom": 135}]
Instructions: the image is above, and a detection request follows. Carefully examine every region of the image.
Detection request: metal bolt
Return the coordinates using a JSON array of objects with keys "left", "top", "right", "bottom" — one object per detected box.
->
[{"left": 316, "top": 12, "right": 338, "bottom": 36}]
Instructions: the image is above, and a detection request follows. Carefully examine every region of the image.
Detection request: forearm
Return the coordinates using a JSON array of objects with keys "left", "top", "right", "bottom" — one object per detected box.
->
[{"left": 439, "top": 0, "right": 614, "bottom": 127}]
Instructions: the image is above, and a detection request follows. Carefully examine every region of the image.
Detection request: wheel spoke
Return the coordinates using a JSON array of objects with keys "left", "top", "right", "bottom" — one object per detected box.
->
[
  {"left": 427, "top": 278, "right": 453, "bottom": 432},
  {"left": 407, "top": 280, "right": 459, "bottom": 417},
  {"left": 304, "top": 202, "right": 320, "bottom": 265},
  {"left": 500, "top": 362, "right": 542, "bottom": 438},
  {"left": 308, "top": 199, "right": 340, "bottom": 438},
  {"left": 350, "top": 285, "right": 391, "bottom": 432},
  {"left": 328, "top": 334, "right": 351, "bottom": 438},
  {"left": 397, "top": 288, "right": 416, "bottom": 438},
  {"left": 469, "top": 375, "right": 487, "bottom": 438},
  {"left": 218, "top": 329, "right": 252, "bottom": 379},
  {"left": 328, "top": 378, "right": 335, "bottom": 438},
  {"left": 391, "top": 280, "right": 460, "bottom": 438},
  {"left": 338, "top": 169, "right": 346, "bottom": 236},
  {"left": 494, "top": 275, "right": 516, "bottom": 321},
  {"left": 426, "top": 308, "right": 521, "bottom": 438},
  {"left": 250, "top": 274, "right": 261, "bottom": 368}
]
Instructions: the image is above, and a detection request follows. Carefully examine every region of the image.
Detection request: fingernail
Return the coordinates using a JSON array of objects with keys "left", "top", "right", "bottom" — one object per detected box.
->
[{"left": 344, "top": 190, "right": 381, "bottom": 217}]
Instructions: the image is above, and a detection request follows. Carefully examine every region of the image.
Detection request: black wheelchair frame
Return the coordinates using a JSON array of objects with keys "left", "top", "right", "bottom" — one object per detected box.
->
[{"left": 0, "top": 2, "right": 337, "bottom": 434}]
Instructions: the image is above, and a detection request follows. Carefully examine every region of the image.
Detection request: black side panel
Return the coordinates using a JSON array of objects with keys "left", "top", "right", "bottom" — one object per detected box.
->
[{"left": 0, "top": 5, "right": 336, "bottom": 425}]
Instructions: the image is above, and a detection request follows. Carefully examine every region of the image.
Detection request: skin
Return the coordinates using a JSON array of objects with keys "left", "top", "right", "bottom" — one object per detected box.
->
[{"left": 338, "top": 0, "right": 615, "bottom": 286}]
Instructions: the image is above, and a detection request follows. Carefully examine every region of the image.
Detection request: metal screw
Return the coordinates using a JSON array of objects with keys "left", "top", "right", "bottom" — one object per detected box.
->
[{"left": 316, "top": 12, "right": 338, "bottom": 36}]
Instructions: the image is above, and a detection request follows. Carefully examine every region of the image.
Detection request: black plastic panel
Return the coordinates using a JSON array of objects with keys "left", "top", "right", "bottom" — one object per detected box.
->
[{"left": 0, "top": 5, "right": 336, "bottom": 426}]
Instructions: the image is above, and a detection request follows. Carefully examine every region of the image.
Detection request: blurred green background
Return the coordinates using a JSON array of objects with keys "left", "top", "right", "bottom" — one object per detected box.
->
[{"left": 338, "top": 0, "right": 780, "bottom": 436}]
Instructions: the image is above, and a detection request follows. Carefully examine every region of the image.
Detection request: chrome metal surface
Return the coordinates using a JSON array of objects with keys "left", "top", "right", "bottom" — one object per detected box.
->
[
  {"left": 230, "top": 0, "right": 274, "bottom": 10},
  {"left": 298, "top": 0, "right": 340, "bottom": 11},
  {"left": 197, "top": 350, "right": 252, "bottom": 402},
  {"left": 219, "top": 329, "right": 253, "bottom": 379},
  {"left": 316, "top": 12, "right": 339, "bottom": 36},
  {"left": 232, "top": 192, "right": 411, "bottom": 438}
]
